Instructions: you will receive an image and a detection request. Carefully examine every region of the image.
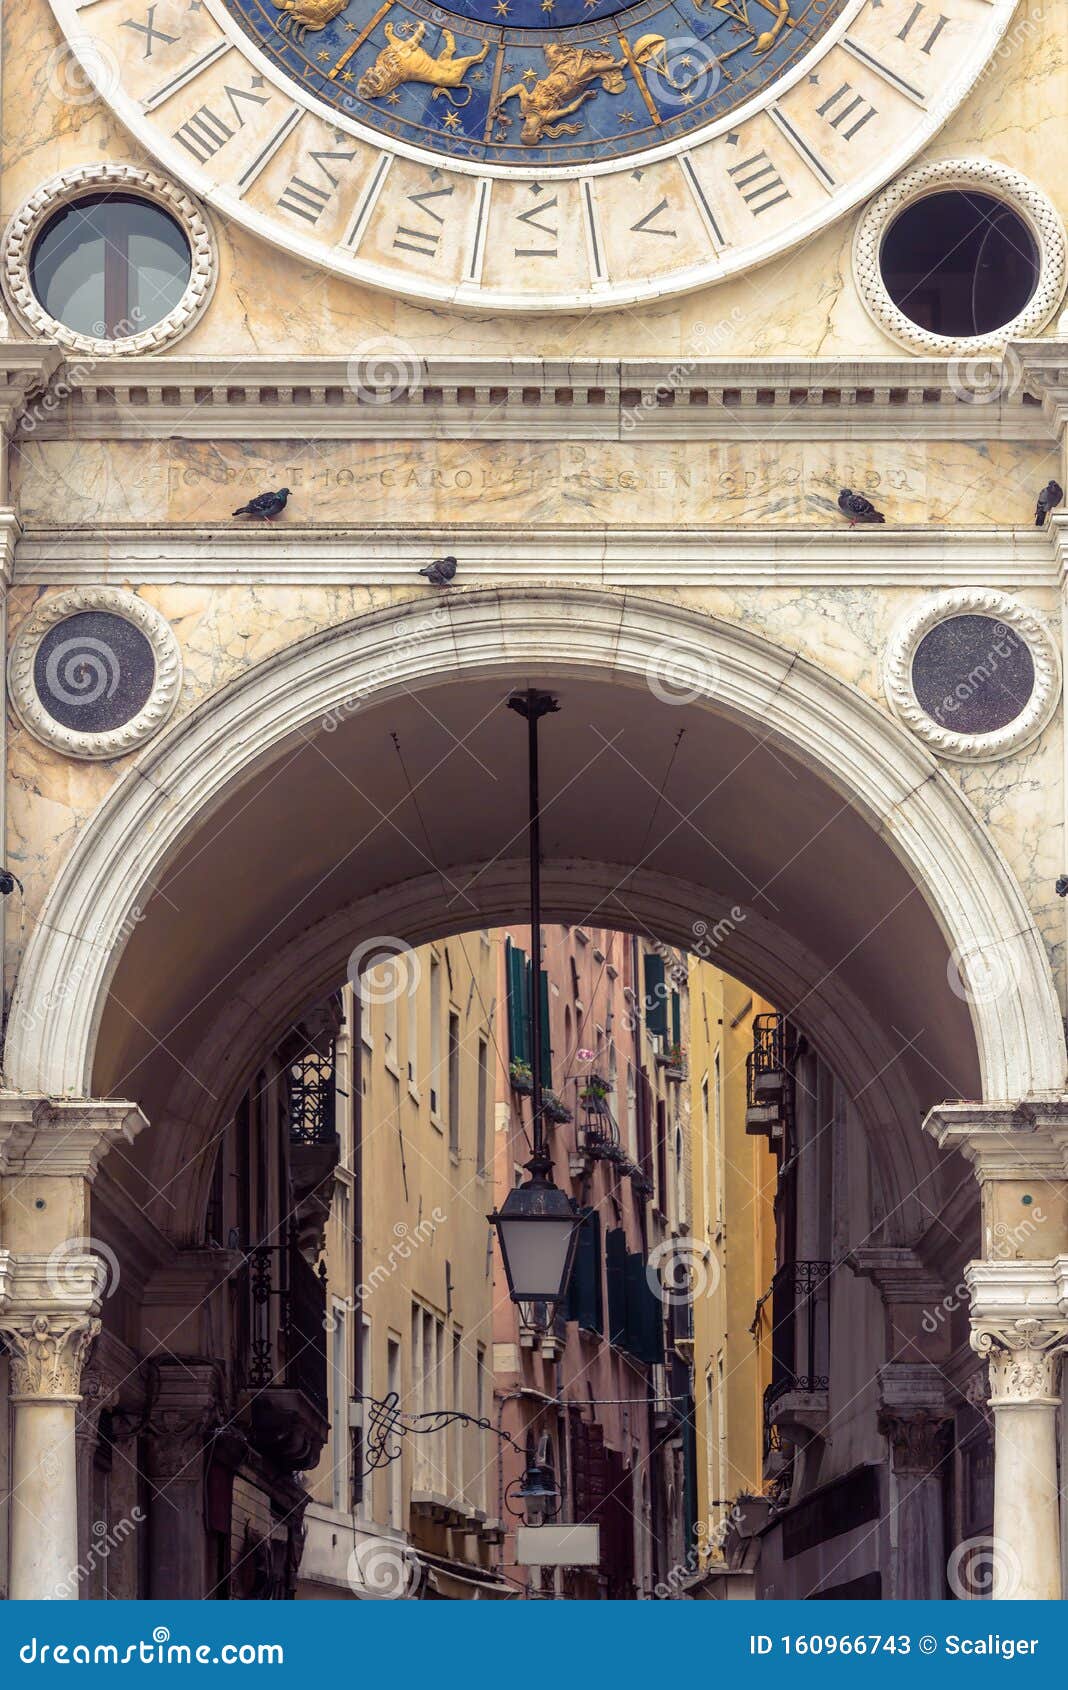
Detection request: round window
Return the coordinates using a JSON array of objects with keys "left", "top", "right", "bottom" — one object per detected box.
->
[
  {"left": 879, "top": 191, "right": 1039, "bottom": 338},
  {"left": 29, "top": 192, "right": 192, "bottom": 342},
  {"left": 910, "top": 614, "right": 1035, "bottom": 736}
]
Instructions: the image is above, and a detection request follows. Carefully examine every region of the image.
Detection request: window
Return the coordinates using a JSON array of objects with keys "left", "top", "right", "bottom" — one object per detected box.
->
[
  {"left": 713, "top": 1052, "right": 724, "bottom": 1234},
  {"left": 411, "top": 1302, "right": 446, "bottom": 1492},
  {"left": 406, "top": 980, "right": 418, "bottom": 1088},
  {"left": 476, "top": 1037, "right": 489, "bottom": 1176},
  {"left": 330, "top": 1305, "right": 349, "bottom": 1512},
  {"left": 30, "top": 193, "right": 191, "bottom": 340},
  {"left": 879, "top": 191, "right": 1038, "bottom": 337},
  {"left": 643, "top": 952, "right": 668, "bottom": 1039},
  {"left": 476, "top": 1345, "right": 488, "bottom": 1512},
  {"left": 448, "top": 1011, "right": 461, "bottom": 1156},
  {"left": 386, "top": 1336, "right": 402, "bottom": 1529},
  {"left": 429, "top": 955, "right": 442, "bottom": 1114},
  {"left": 451, "top": 1330, "right": 463, "bottom": 1499}
]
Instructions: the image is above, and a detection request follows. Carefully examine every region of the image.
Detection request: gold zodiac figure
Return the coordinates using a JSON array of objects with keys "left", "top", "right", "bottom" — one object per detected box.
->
[
  {"left": 698, "top": 0, "right": 796, "bottom": 53},
  {"left": 271, "top": 0, "right": 349, "bottom": 40},
  {"left": 357, "top": 23, "right": 490, "bottom": 105},
  {"left": 494, "top": 44, "right": 627, "bottom": 145}
]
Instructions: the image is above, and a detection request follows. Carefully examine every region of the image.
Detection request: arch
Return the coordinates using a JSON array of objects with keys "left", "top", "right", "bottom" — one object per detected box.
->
[{"left": 5, "top": 587, "right": 1062, "bottom": 1137}]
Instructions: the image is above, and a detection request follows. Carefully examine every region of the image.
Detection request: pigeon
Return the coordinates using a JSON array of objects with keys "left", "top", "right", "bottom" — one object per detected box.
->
[
  {"left": 233, "top": 488, "right": 290, "bottom": 520},
  {"left": 838, "top": 488, "right": 885, "bottom": 526},
  {"left": 1035, "top": 479, "right": 1064, "bottom": 527},
  {"left": 419, "top": 555, "right": 457, "bottom": 587}
]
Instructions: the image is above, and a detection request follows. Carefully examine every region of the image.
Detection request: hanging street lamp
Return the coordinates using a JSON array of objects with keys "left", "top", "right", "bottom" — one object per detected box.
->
[{"left": 489, "top": 689, "right": 582, "bottom": 1332}]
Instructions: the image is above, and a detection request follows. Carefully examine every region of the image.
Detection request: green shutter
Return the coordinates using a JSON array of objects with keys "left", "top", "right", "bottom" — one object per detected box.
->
[
  {"left": 671, "top": 989, "right": 681, "bottom": 1049},
  {"left": 622, "top": 1250, "right": 665, "bottom": 1364},
  {"left": 539, "top": 967, "right": 552, "bottom": 1087},
  {"left": 506, "top": 939, "right": 530, "bottom": 1065},
  {"left": 566, "top": 1208, "right": 603, "bottom": 1334},
  {"left": 605, "top": 1227, "right": 628, "bottom": 1347},
  {"left": 643, "top": 954, "right": 668, "bottom": 1038}
]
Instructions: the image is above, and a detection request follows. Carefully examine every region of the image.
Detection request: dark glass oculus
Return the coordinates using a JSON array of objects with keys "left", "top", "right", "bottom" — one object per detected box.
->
[
  {"left": 30, "top": 193, "right": 192, "bottom": 341},
  {"left": 879, "top": 191, "right": 1039, "bottom": 338},
  {"left": 911, "top": 614, "right": 1035, "bottom": 736}
]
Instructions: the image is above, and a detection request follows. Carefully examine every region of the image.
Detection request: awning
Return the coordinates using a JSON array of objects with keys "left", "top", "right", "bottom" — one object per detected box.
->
[{"left": 415, "top": 1552, "right": 518, "bottom": 1601}]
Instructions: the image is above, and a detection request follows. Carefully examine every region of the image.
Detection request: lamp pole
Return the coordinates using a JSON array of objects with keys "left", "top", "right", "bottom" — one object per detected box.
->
[{"left": 507, "top": 688, "right": 559, "bottom": 1169}]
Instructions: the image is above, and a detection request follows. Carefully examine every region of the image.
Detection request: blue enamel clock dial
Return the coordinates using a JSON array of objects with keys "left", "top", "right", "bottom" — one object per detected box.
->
[{"left": 224, "top": 0, "right": 844, "bottom": 166}]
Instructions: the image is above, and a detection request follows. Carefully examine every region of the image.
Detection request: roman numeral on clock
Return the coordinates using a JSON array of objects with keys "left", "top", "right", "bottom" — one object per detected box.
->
[
  {"left": 121, "top": 4, "right": 177, "bottom": 58},
  {"left": 727, "top": 152, "right": 790, "bottom": 215},
  {"left": 631, "top": 199, "right": 677, "bottom": 238},
  {"left": 278, "top": 148, "right": 358, "bottom": 224},
  {"left": 173, "top": 83, "right": 270, "bottom": 164},
  {"left": 815, "top": 81, "right": 878, "bottom": 139},
  {"left": 393, "top": 185, "right": 455, "bottom": 257},
  {"left": 896, "top": 2, "right": 950, "bottom": 51},
  {"left": 515, "top": 195, "right": 558, "bottom": 258}
]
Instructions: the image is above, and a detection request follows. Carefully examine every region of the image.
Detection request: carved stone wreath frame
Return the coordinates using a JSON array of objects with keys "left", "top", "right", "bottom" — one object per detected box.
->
[
  {"left": 883, "top": 589, "right": 1061, "bottom": 763},
  {"left": 1, "top": 163, "right": 217, "bottom": 357},
  {"left": 853, "top": 158, "right": 1067, "bottom": 356},
  {"left": 8, "top": 586, "right": 184, "bottom": 761}
]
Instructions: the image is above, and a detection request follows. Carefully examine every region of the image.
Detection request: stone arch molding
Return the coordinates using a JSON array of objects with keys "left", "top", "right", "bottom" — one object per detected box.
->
[{"left": 4, "top": 588, "right": 1064, "bottom": 1107}]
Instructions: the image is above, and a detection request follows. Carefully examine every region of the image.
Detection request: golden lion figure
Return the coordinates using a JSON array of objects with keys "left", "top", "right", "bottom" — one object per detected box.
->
[
  {"left": 494, "top": 44, "right": 626, "bottom": 145},
  {"left": 357, "top": 23, "right": 490, "bottom": 105},
  {"left": 271, "top": 0, "right": 350, "bottom": 40}
]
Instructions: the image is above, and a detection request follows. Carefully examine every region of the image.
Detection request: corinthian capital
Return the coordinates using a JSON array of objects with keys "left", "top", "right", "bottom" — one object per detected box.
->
[
  {"left": 0, "top": 1312, "right": 100, "bottom": 1401},
  {"left": 971, "top": 1317, "right": 1068, "bottom": 1406}
]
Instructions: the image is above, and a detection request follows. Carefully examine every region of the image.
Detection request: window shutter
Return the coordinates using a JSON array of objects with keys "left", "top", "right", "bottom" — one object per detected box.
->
[
  {"left": 506, "top": 939, "right": 530, "bottom": 1065},
  {"left": 671, "top": 988, "right": 681, "bottom": 1049},
  {"left": 529, "top": 963, "right": 551, "bottom": 1087},
  {"left": 566, "top": 1208, "right": 603, "bottom": 1334},
  {"left": 620, "top": 1249, "right": 665, "bottom": 1364},
  {"left": 643, "top": 953, "right": 668, "bottom": 1038},
  {"left": 605, "top": 1226, "right": 628, "bottom": 1348}
]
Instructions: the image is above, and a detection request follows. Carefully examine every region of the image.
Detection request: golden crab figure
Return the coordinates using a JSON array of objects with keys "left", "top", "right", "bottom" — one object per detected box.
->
[{"left": 271, "top": 0, "right": 350, "bottom": 40}]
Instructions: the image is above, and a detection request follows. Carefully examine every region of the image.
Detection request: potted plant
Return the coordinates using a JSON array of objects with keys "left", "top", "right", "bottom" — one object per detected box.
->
[
  {"left": 731, "top": 1491, "right": 771, "bottom": 1538},
  {"left": 509, "top": 1059, "right": 533, "bottom": 1095},
  {"left": 579, "top": 1075, "right": 610, "bottom": 1106},
  {"left": 541, "top": 1089, "right": 572, "bottom": 1124}
]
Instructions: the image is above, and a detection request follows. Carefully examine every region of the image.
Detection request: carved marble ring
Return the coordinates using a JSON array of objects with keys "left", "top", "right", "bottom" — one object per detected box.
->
[
  {"left": 883, "top": 589, "right": 1061, "bottom": 762},
  {"left": 8, "top": 587, "right": 183, "bottom": 761},
  {"left": 1, "top": 163, "right": 217, "bottom": 356},
  {"left": 854, "top": 158, "right": 1067, "bottom": 355}
]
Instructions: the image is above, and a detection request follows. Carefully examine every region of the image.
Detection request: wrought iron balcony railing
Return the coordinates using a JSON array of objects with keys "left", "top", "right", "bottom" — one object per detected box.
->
[
  {"left": 762, "top": 1259, "right": 830, "bottom": 1453},
  {"left": 243, "top": 1226, "right": 328, "bottom": 1416}
]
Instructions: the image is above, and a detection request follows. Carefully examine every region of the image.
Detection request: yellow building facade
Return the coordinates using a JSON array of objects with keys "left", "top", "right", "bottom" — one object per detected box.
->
[{"left": 688, "top": 961, "right": 777, "bottom": 1585}]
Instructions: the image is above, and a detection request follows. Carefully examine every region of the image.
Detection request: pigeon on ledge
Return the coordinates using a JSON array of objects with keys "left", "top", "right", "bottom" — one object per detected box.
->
[
  {"left": 233, "top": 488, "right": 290, "bottom": 520},
  {"left": 420, "top": 556, "right": 457, "bottom": 586},
  {"left": 838, "top": 488, "right": 885, "bottom": 526},
  {"left": 1035, "top": 479, "right": 1064, "bottom": 527}
]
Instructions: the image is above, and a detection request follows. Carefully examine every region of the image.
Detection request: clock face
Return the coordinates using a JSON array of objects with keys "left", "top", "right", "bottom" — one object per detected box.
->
[
  {"left": 45, "top": 0, "right": 1015, "bottom": 309},
  {"left": 222, "top": 0, "right": 849, "bottom": 168}
]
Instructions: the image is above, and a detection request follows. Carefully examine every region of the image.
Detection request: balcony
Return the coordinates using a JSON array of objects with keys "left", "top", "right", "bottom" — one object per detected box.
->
[
  {"left": 763, "top": 1260, "right": 830, "bottom": 1457},
  {"left": 745, "top": 1013, "right": 790, "bottom": 1142},
  {"left": 238, "top": 1228, "right": 330, "bottom": 1472}
]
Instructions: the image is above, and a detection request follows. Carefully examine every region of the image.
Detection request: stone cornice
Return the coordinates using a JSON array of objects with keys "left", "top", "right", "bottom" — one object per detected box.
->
[
  {"left": 0, "top": 1095, "right": 149, "bottom": 1180},
  {"left": 14, "top": 524, "right": 1058, "bottom": 589},
  {"left": 14, "top": 354, "right": 1055, "bottom": 443},
  {"left": 922, "top": 1099, "right": 1068, "bottom": 1182},
  {"left": 0, "top": 342, "right": 64, "bottom": 434},
  {"left": 848, "top": 1248, "right": 946, "bottom": 1306}
]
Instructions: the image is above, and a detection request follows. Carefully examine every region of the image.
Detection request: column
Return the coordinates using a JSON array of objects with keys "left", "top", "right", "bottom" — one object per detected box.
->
[
  {"left": 0, "top": 1256, "right": 104, "bottom": 1599},
  {"left": 0, "top": 1094, "right": 148, "bottom": 1599},
  {"left": 143, "top": 1361, "right": 224, "bottom": 1599},
  {"left": 968, "top": 1299, "right": 1068, "bottom": 1601},
  {"left": 877, "top": 1365, "right": 952, "bottom": 1600}
]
